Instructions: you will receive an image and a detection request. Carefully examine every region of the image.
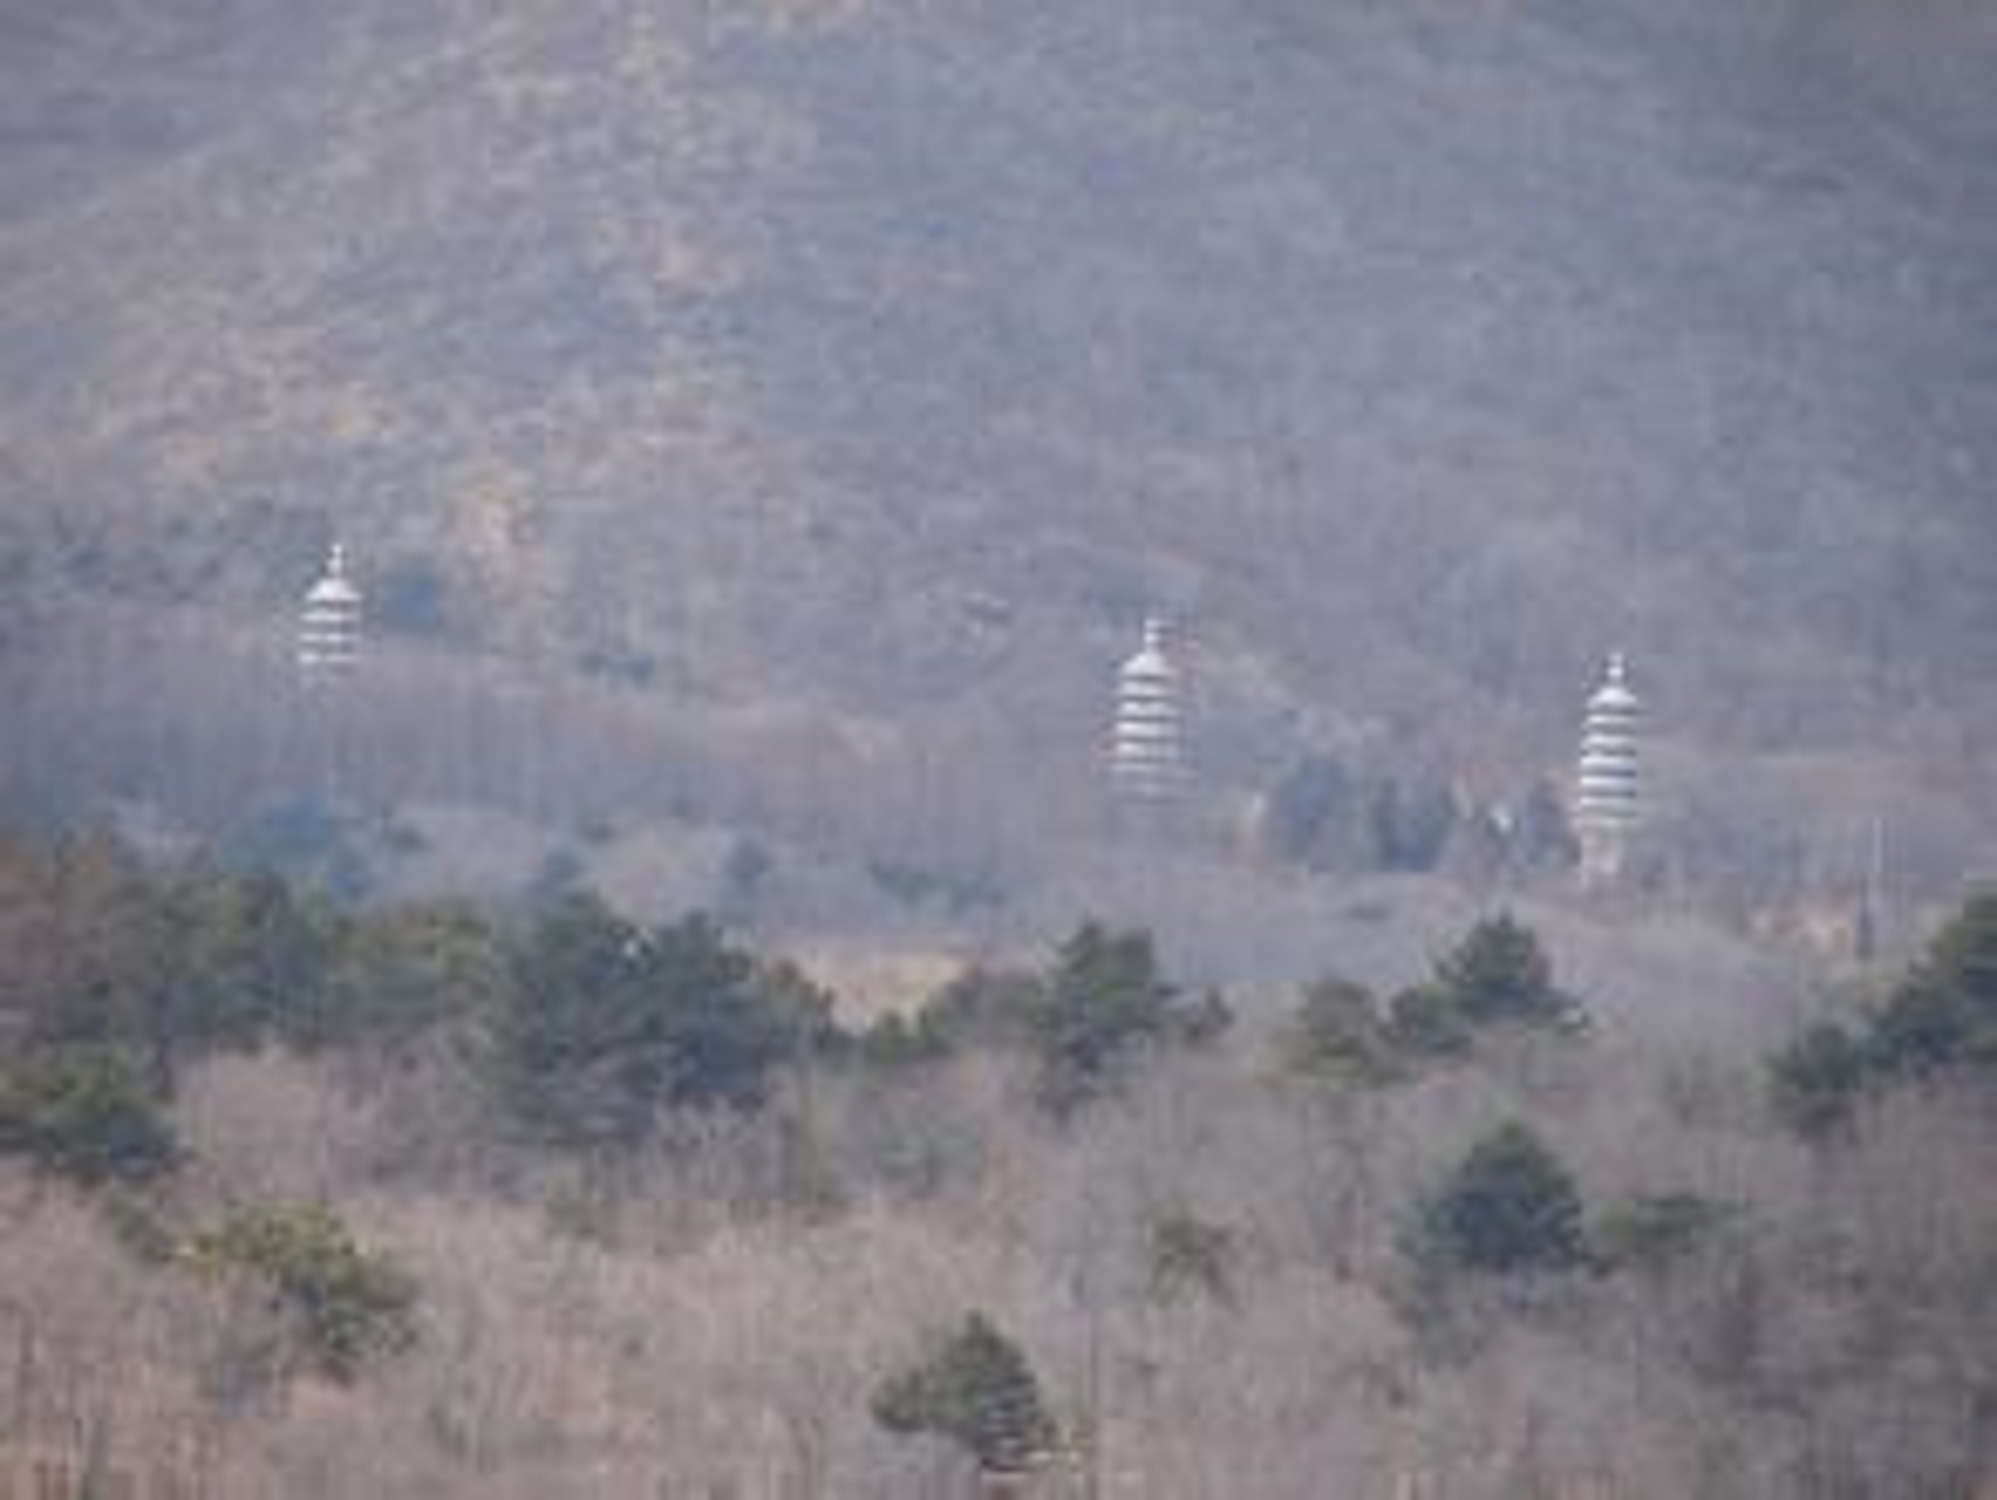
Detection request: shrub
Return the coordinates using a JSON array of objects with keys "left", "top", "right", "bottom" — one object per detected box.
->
[
  {"left": 872, "top": 1313, "right": 1055, "bottom": 1474},
  {"left": 1384, "top": 984, "right": 1474, "bottom": 1059},
  {"left": 1865, "top": 895, "right": 1996, "bottom": 1079},
  {"left": 496, "top": 897, "right": 835, "bottom": 1144},
  {"left": 1148, "top": 1212, "right": 1240, "bottom": 1307},
  {"left": 0, "top": 1049, "right": 176, "bottom": 1185},
  {"left": 183, "top": 1204, "right": 417, "bottom": 1382},
  {"left": 1282, "top": 977, "right": 1401, "bottom": 1085},
  {"left": 1419, "top": 1122, "right": 1586, "bottom": 1274},
  {"left": 1768, "top": 1023, "right": 1869, "bottom": 1140},
  {"left": 1591, "top": 1192, "right": 1735, "bottom": 1273},
  {"left": 1030, "top": 923, "right": 1225, "bottom": 1109},
  {"left": 1432, "top": 914, "right": 1578, "bottom": 1028},
  {"left": 1767, "top": 893, "right": 1997, "bottom": 1141}
]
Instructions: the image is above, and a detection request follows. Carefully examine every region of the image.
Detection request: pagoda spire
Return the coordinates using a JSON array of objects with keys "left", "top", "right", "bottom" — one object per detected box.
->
[
  {"left": 1109, "top": 616, "right": 1187, "bottom": 809},
  {"left": 1576, "top": 652, "right": 1640, "bottom": 885}
]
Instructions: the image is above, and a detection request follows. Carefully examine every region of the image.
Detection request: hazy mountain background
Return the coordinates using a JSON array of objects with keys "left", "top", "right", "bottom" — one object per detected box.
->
[
  {"left": 1, "top": 9, "right": 1995, "bottom": 1494},
  {"left": 0, "top": 0, "right": 1992, "bottom": 940}
]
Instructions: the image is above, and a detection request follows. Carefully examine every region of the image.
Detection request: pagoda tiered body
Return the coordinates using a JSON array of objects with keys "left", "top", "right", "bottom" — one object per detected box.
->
[
  {"left": 1576, "top": 652, "right": 1641, "bottom": 883},
  {"left": 1110, "top": 617, "right": 1187, "bottom": 806},
  {"left": 298, "top": 542, "right": 363, "bottom": 673}
]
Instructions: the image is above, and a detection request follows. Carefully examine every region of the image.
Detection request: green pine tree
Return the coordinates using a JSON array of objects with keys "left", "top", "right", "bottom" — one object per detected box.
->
[
  {"left": 1432, "top": 914, "right": 1577, "bottom": 1027},
  {"left": 1768, "top": 1023, "right": 1870, "bottom": 1140},
  {"left": 0, "top": 1048, "right": 176, "bottom": 1185},
  {"left": 182, "top": 1203, "right": 417, "bottom": 1382},
  {"left": 1283, "top": 977, "right": 1401, "bottom": 1084},
  {"left": 1421, "top": 1121, "right": 1586, "bottom": 1273},
  {"left": 872, "top": 1313, "right": 1055, "bottom": 1474}
]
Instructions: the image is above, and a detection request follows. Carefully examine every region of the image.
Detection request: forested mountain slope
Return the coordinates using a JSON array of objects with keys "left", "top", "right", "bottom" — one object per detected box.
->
[{"left": 0, "top": 0, "right": 1991, "bottom": 898}]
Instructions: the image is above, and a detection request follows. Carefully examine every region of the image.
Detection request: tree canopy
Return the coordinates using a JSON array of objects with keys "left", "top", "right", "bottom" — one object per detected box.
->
[
  {"left": 1420, "top": 1121, "right": 1587, "bottom": 1274},
  {"left": 1767, "top": 891, "right": 1997, "bottom": 1139},
  {"left": 872, "top": 1313, "right": 1055, "bottom": 1474}
]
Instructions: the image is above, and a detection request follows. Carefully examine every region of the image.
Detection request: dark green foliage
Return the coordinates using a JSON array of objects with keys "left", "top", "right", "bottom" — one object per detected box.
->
[
  {"left": 1289, "top": 919, "right": 1579, "bottom": 1086},
  {"left": 1514, "top": 779, "right": 1582, "bottom": 873},
  {"left": 1432, "top": 914, "right": 1576, "bottom": 1027},
  {"left": 1766, "top": 893, "right": 1997, "bottom": 1140},
  {"left": 497, "top": 892, "right": 663, "bottom": 1144},
  {"left": 1030, "top": 923, "right": 1224, "bottom": 1108},
  {"left": 1267, "top": 763, "right": 1581, "bottom": 878},
  {"left": 1866, "top": 891, "right": 1997, "bottom": 1078},
  {"left": 652, "top": 930, "right": 835, "bottom": 1110},
  {"left": 1261, "top": 754, "right": 1362, "bottom": 871},
  {"left": 1376, "top": 916, "right": 1582, "bottom": 1067},
  {"left": 649, "top": 913, "right": 773, "bottom": 1108},
  {"left": 166, "top": 865, "right": 341, "bottom": 1054},
  {"left": 1383, "top": 983, "right": 1475, "bottom": 1059},
  {"left": 1148, "top": 1212, "right": 1240, "bottom": 1307},
  {"left": 1591, "top": 1192, "right": 1735, "bottom": 1273},
  {"left": 1367, "top": 774, "right": 1458, "bottom": 873},
  {"left": 913, "top": 966, "right": 1046, "bottom": 1053},
  {"left": 0, "top": 1049, "right": 176, "bottom": 1185},
  {"left": 1420, "top": 1122, "right": 1586, "bottom": 1274},
  {"left": 184, "top": 1204, "right": 417, "bottom": 1382},
  {"left": 1176, "top": 987, "right": 1235, "bottom": 1046},
  {"left": 1283, "top": 977, "right": 1401, "bottom": 1084},
  {"left": 9, "top": 832, "right": 178, "bottom": 1060},
  {"left": 302, "top": 900, "right": 511, "bottom": 1053},
  {"left": 0, "top": 829, "right": 510, "bottom": 1090},
  {"left": 221, "top": 799, "right": 368, "bottom": 897},
  {"left": 1866, "top": 980, "right": 1977, "bottom": 1078},
  {"left": 1768, "top": 1023, "right": 1871, "bottom": 1140},
  {"left": 872, "top": 1313, "right": 1055, "bottom": 1474},
  {"left": 100, "top": 1187, "right": 179, "bottom": 1264},
  {"left": 496, "top": 896, "right": 834, "bottom": 1144},
  {"left": 1040, "top": 923, "right": 1175, "bottom": 1078},
  {"left": 856, "top": 1011, "right": 946, "bottom": 1070},
  {"left": 1923, "top": 890, "right": 1997, "bottom": 1001},
  {"left": 0, "top": 828, "right": 849, "bottom": 1147}
]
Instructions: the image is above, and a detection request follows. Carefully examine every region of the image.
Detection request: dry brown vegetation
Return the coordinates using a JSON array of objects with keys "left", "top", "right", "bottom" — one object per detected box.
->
[
  {"left": 0, "top": 858, "right": 1989, "bottom": 1497},
  {"left": 0, "top": 0, "right": 1993, "bottom": 919},
  {"left": 1, "top": 0, "right": 1994, "bottom": 1491}
]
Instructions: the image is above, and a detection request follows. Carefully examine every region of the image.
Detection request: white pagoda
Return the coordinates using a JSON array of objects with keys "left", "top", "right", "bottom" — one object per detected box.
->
[
  {"left": 298, "top": 541, "right": 363, "bottom": 673},
  {"left": 1576, "top": 652, "right": 1641, "bottom": 884},
  {"left": 1109, "top": 617, "right": 1187, "bottom": 808}
]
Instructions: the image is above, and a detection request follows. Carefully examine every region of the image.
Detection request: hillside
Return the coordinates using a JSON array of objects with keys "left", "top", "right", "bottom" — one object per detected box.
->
[
  {"left": 0, "top": 830, "right": 1990, "bottom": 1496},
  {"left": 0, "top": 0, "right": 1993, "bottom": 915},
  {"left": 1, "top": 12, "right": 1994, "bottom": 1489}
]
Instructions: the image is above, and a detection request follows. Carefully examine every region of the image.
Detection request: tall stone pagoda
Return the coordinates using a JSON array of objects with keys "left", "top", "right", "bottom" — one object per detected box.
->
[
  {"left": 1576, "top": 652, "right": 1641, "bottom": 885},
  {"left": 1109, "top": 616, "right": 1187, "bottom": 810},
  {"left": 298, "top": 541, "right": 363, "bottom": 675}
]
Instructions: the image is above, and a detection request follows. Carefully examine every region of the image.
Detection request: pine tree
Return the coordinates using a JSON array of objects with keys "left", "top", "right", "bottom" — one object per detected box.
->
[
  {"left": 1866, "top": 890, "right": 1997, "bottom": 1078},
  {"left": 1283, "top": 977, "right": 1401, "bottom": 1084},
  {"left": 1031, "top": 922, "right": 1177, "bottom": 1108},
  {"left": 1433, "top": 914, "right": 1578, "bottom": 1028},
  {"left": 872, "top": 1313, "right": 1055, "bottom": 1474},
  {"left": 1421, "top": 1122, "right": 1586, "bottom": 1273},
  {"left": 0, "top": 1048, "right": 176, "bottom": 1185}
]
